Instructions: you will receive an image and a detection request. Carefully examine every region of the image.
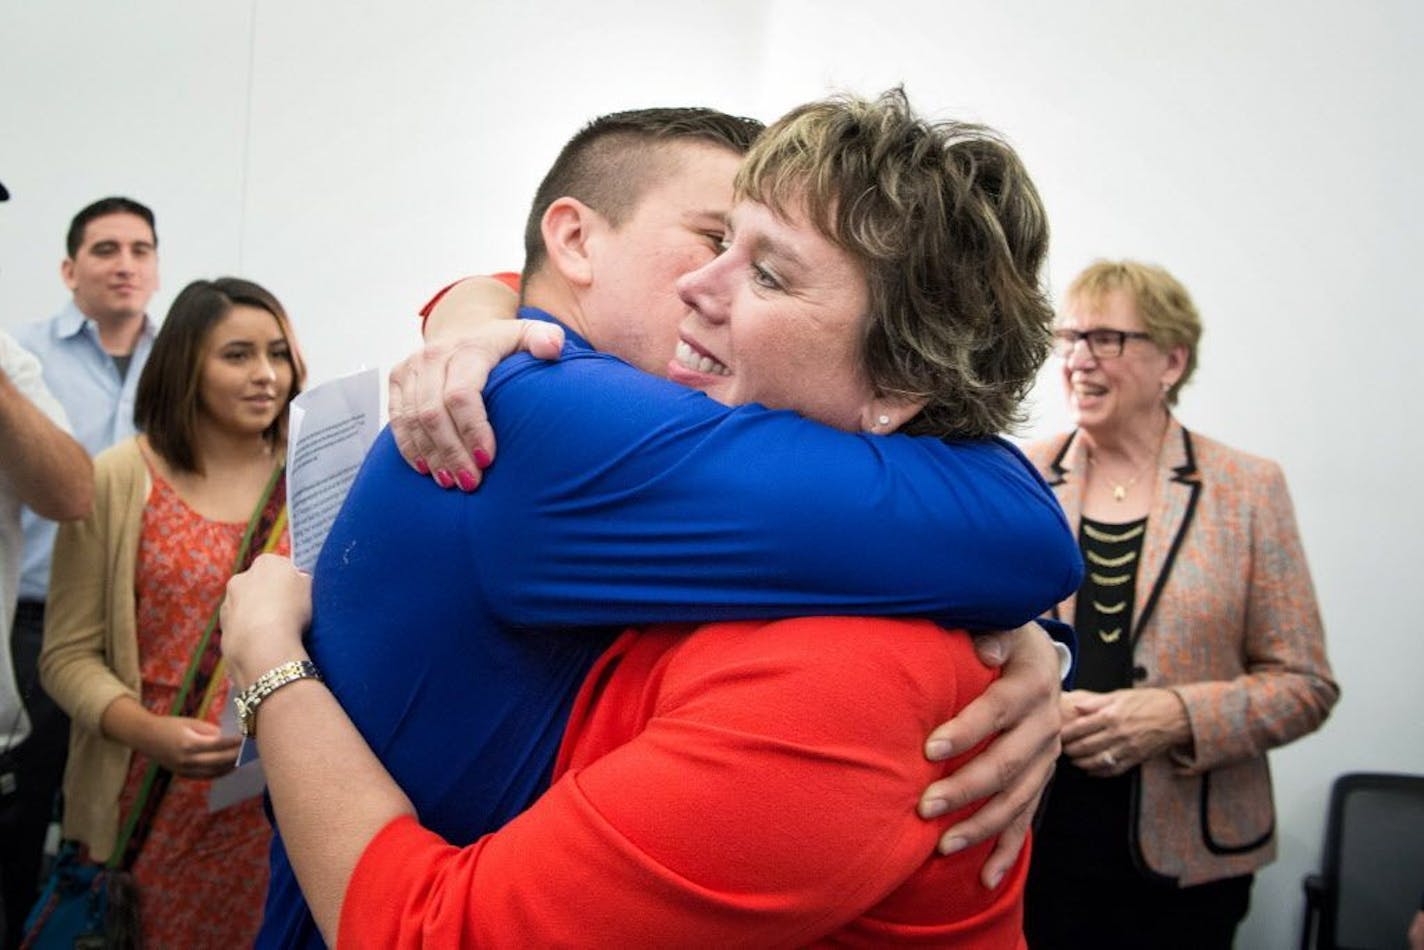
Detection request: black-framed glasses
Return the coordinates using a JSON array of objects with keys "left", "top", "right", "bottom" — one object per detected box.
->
[{"left": 1052, "top": 328, "right": 1153, "bottom": 360}]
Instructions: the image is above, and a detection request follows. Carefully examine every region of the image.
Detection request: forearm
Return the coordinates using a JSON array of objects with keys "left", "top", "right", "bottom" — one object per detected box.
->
[
  {"left": 240, "top": 661, "right": 413, "bottom": 944},
  {"left": 478, "top": 359, "right": 1081, "bottom": 630},
  {"left": 0, "top": 372, "right": 92, "bottom": 520},
  {"left": 422, "top": 276, "right": 519, "bottom": 343},
  {"left": 98, "top": 694, "right": 161, "bottom": 751},
  {"left": 1171, "top": 668, "right": 1336, "bottom": 771}
]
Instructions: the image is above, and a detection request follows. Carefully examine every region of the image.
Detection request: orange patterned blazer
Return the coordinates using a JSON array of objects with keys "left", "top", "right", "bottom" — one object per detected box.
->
[{"left": 1024, "top": 419, "right": 1339, "bottom": 886}]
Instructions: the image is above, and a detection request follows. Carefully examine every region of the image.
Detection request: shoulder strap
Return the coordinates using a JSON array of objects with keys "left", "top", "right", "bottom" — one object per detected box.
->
[{"left": 108, "top": 463, "right": 287, "bottom": 870}]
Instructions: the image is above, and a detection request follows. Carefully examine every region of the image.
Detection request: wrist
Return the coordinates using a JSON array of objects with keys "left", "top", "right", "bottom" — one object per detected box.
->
[
  {"left": 235, "top": 659, "right": 323, "bottom": 737},
  {"left": 1158, "top": 687, "right": 1193, "bottom": 745},
  {"left": 230, "top": 644, "right": 311, "bottom": 692}
]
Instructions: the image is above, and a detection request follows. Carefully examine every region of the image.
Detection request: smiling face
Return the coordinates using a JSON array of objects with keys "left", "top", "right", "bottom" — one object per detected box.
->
[
  {"left": 579, "top": 141, "right": 744, "bottom": 376},
  {"left": 61, "top": 212, "right": 158, "bottom": 325},
  {"left": 197, "top": 304, "right": 295, "bottom": 439},
  {"left": 669, "top": 197, "right": 881, "bottom": 432},
  {"left": 1059, "top": 288, "right": 1185, "bottom": 439}
]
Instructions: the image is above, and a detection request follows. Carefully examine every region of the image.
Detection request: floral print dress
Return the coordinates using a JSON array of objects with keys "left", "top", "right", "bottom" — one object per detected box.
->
[{"left": 115, "top": 467, "right": 287, "bottom": 948}]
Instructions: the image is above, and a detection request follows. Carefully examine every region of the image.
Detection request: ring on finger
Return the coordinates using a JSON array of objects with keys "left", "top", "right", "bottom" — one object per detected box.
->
[{"left": 1101, "top": 750, "right": 1116, "bottom": 768}]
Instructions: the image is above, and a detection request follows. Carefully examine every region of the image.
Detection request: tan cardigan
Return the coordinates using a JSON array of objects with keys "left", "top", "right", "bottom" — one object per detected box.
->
[{"left": 40, "top": 437, "right": 151, "bottom": 862}]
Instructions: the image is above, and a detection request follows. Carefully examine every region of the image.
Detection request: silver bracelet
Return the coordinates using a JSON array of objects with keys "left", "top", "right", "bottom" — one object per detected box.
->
[{"left": 234, "top": 659, "right": 322, "bottom": 738}]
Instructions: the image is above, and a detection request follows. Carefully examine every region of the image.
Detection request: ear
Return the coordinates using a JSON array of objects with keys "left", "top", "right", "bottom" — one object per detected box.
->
[
  {"left": 60, "top": 257, "right": 77, "bottom": 292},
  {"left": 860, "top": 394, "right": 928, "bottom": 434},
  {"left": 1161, "top": 343, "right": 1188, "bottom": 389},
  {"left": 539, "top": 197, "right": 602, "bottom": 290}
]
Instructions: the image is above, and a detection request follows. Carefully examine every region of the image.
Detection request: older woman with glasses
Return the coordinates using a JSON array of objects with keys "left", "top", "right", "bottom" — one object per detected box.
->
[{"left": 1022, "top": 259, "right": 1339, "bottom": 948}]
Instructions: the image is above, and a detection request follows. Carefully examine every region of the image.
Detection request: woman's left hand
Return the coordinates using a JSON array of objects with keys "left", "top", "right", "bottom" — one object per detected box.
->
[
  {"left": 1060, "top": 687, "right": 1191, "bottom": 777},
  {"left": 221, "top": 554, "right": 313, "bottom": 689}
]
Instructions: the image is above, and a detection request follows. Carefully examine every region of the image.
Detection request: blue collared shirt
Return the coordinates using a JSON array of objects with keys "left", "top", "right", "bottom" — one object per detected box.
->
[{"left": 14, "top": 300, "right": 155, "bottom": 599}]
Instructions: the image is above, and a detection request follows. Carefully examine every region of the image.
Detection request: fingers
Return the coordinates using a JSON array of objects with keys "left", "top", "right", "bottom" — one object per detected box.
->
[
  {"left": 970, "top": 629, "right": 1014, "bottom": 668},
  {"left": 1068, "top": 746, "right": 1126, "bottom": 778},
  {"left": 387, "top": 322, "right": 567, "bottom": 492},
  {"left": 415, "top": 344, "right": 481, "bottom": 490},
  {"left": 178, "top": 719, "right": 240, "bottom": 750},
  {"left": 1063, "top": 688, "right": 1111, "bottom": 713},
  {"left": 932, "top": 735, "right": 1055, "bottom": 865},
  {"left": 1058, "top": 691, "right": 1113, "bottom": 745},
  {"left": 151, "top": 720, "right": 242, "bottom": 777},
  {"left": 182, "top": 717, "right": 223, "bottom": 738},
  {"left": 1061, "top": 709, "right": 1114, "bottom": 758},
  {"left": 921, "top": 739, "right": 1028, "bottom": 823},
  {"left": 919, "top": 631, "right": 1062, "bottom": 863},
  {"left": 927, "top": 635, "right": 1057, "bottom": 763},
  {"left": 388, "top": 343, "right": 476, "bottom": 486},
  {"left": 973, "top": 798, "right": 1035, "bottom": 889},
  {"left": 924, "top": 683, "right": 1013, "bottom": 763},
  {"left": 1059, "top": 711, "right": 1101, "bottom": 747},
  {"left": 222, "top": 557, "right": 312, "bottom": 685},
  {"left": 919, "top": 690, "right": 1059, "bottom": 828},
  {"left": 173, "top": 744, "right": 241, "bottom": 778},
  {"left": 388, "top": 359, "right": 440, "bottom": 475},
  {"left": 444, "top": 323, "right": 566, "bottom": 482}
]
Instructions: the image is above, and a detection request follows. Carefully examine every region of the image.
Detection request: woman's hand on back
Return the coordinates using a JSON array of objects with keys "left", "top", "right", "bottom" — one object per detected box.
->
[
  {"left": 389, "top": 281, "right": 564, "bottom": 492},
  {"left": 916, "top": 623, "right": 1062, "bottom": 887}
]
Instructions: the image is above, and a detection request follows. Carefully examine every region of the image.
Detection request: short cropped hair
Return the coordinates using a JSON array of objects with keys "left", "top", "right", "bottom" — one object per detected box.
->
[
  {"left": 1065, "top": 260, "right": 1202, "bottom": 406},
  {"left": 67, "top": 197, "right": 157, "bottom": 257},
  {"left": 522, "top": 107, "right": 765, "bottom": 279},
  {"left": 135, "top": 277, "right": 306, "bottom": 474},
  {"left": 736, "top": 88, "right": 1053, "bottom": 440}
]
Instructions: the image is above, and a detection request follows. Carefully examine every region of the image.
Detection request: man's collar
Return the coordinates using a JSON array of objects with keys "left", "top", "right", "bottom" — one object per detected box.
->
[{"left": 56, "top": 299, "right": 155, "bottom": 341}]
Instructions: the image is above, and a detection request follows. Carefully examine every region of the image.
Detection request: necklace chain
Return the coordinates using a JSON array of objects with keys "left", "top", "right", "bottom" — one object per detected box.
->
[{"left": 1087, "top": 450, "right": 1154, "bottom": 502}]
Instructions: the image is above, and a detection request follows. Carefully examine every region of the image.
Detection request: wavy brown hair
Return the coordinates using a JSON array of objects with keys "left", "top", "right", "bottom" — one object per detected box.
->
[{"left": 736, "top": 88, "right": 1053, "bottom": 439}]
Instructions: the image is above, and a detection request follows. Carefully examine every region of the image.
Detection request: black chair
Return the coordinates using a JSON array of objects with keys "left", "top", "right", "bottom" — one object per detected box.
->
[{"left": 1301, "top": 771, "right": 1424, "bottom": 949}]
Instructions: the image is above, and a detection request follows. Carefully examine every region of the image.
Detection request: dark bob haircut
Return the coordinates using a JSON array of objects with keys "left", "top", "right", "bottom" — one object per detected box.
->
[{"left": 134, "top": 277, "right": 306, "bottom": 474}]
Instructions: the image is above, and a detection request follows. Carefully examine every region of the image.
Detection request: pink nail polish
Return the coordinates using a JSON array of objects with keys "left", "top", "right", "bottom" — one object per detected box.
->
[
  {"left": 414, "top": 458, "right": 430, "bottom": 475},
  {"left": 474, "top": 448, "right": 493, "bottom": 470},
  {"left": 434, "top": 469, "right": 455, "bottom": 489},
  {"left": 456, "top": 470, "right": 477, "bottom": 492}
]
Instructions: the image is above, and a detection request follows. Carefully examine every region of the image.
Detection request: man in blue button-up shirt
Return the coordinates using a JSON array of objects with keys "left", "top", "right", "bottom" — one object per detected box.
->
[{"left": 6, "top": 196, "right": 159, "bottom": 941}]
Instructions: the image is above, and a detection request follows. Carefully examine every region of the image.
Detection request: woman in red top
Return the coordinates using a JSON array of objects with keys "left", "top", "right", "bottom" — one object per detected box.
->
[
  {"left": 223, "top": 90, "right": 1054, "bottom": 947},
  {"left": 43, "top": 277, "right": 305, "bottom": 948}
]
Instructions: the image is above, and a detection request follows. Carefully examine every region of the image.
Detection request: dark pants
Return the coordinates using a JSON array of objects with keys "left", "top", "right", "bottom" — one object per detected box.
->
[
  {"left": 1026, "top": 857, "right": 1252, "bottom": 948},
  {"left": 1025, "top": 762, "right": 1253, "bottom": 949},
  {"left": 1, "top": 600, "right": 69, "bottom": 950}
]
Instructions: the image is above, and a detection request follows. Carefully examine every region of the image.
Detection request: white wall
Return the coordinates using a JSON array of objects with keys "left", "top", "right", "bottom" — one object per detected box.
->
[{"left": 3, "top": 2, "right": 1420, "bottom": 945}]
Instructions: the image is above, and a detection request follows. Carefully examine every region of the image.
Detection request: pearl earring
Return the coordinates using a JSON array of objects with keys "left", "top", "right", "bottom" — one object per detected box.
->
[{"left": 877, "top": 414, "right": 891, "bottom": 427}]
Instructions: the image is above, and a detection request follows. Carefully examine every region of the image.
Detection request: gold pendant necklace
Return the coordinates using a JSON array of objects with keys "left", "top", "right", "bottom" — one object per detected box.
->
[{"left": 1088, "top": 451, "right": 1153, "bottom": 502}]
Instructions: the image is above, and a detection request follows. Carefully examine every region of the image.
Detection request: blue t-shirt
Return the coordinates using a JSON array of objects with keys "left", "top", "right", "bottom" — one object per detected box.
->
[{"left": 258, "top": 310, "right": 1083, "bottom": 948}]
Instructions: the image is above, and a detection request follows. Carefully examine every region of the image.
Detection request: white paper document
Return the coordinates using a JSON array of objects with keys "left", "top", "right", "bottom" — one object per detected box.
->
[
  {"left": 210, "top": 367, "right": 381, "bottom": 809},
  {"left": 208, "top": 697, "right": 266, "bottom": 812},
  {"left": 286, "top": 367, "right": 381, "bottom": 573}
]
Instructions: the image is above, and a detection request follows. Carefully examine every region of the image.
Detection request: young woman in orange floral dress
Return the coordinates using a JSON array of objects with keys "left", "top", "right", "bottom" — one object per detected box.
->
[{"left": 42, "top": 277, "right": 305, "bottom": 947}]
